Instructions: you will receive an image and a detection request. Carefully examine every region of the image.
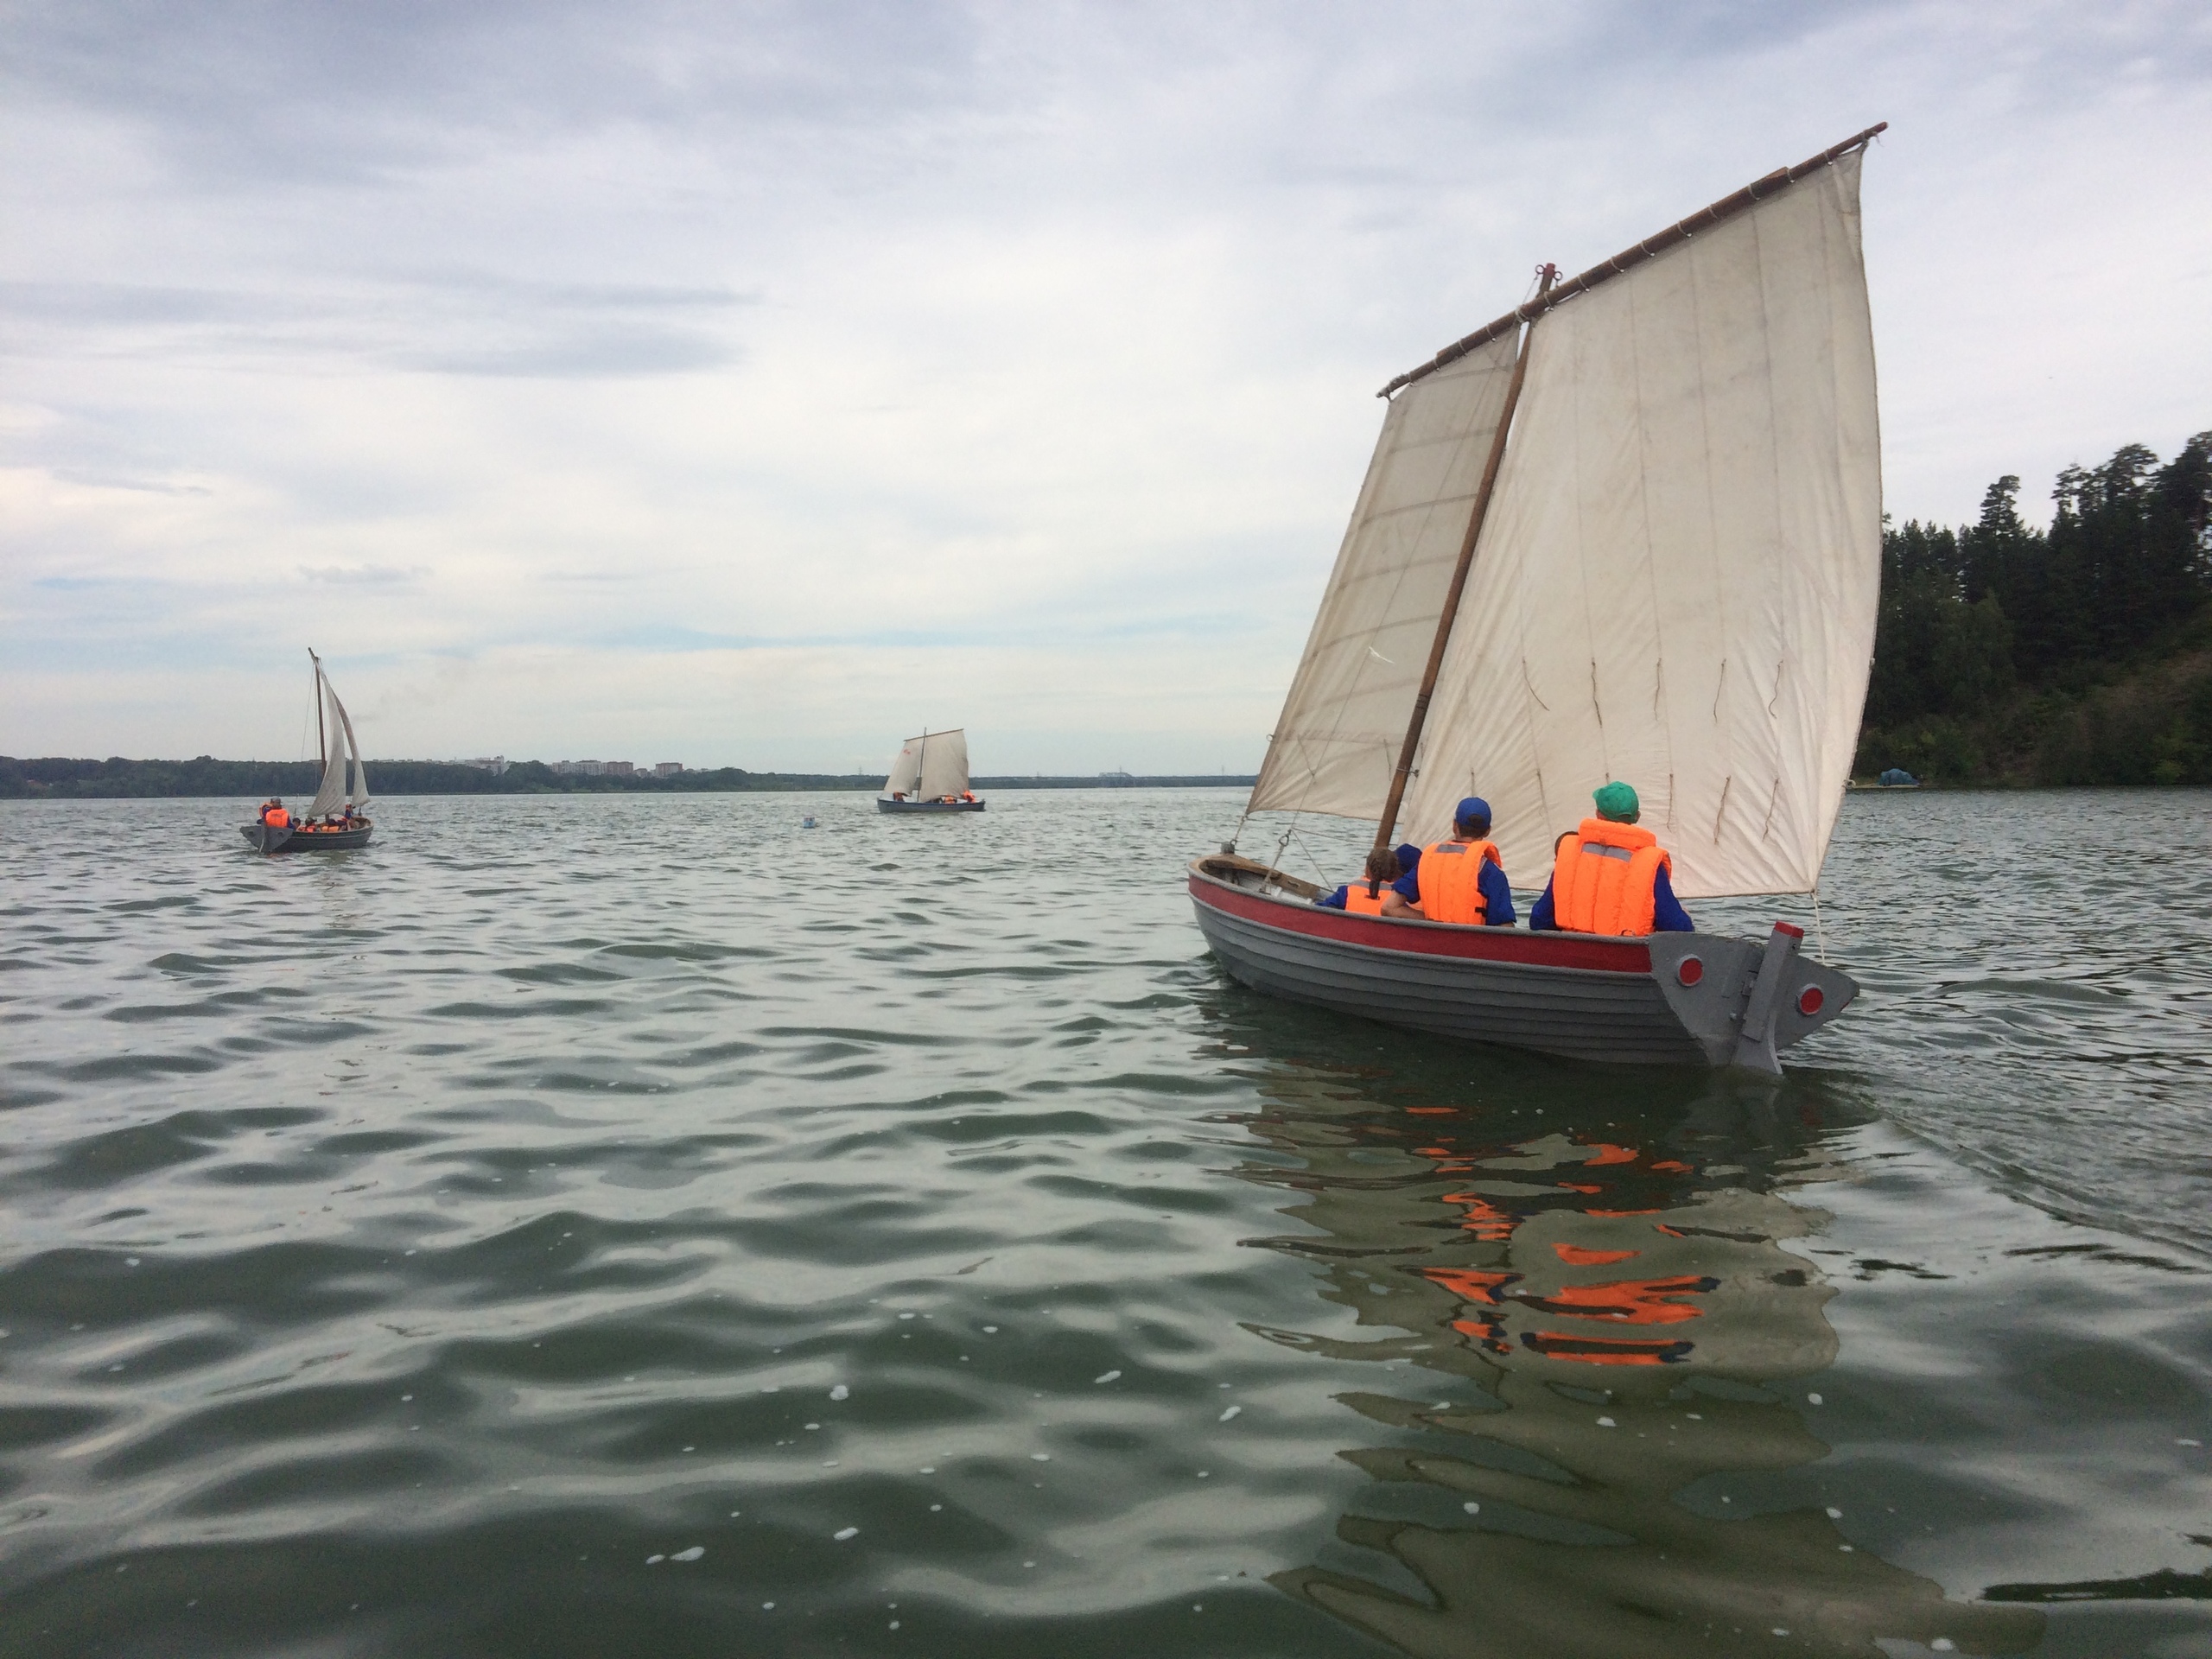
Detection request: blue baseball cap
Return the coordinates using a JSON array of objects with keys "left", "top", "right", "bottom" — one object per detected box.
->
[
  {"left": 1454, "top": 796, "right": 1491, "bottom": 830},
  {"left": 1395, "top": 842, "right": 1421, "bottom": 874}
]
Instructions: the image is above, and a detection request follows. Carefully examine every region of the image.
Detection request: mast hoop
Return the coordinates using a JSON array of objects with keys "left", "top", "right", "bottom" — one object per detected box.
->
[{"left": 1376, "top": 123, "right": 1886, "bottom": 398}]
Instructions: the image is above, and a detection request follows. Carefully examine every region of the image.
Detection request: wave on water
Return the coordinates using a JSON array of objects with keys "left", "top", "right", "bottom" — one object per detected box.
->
[{"left": 1, "top": 789, "right": 2207, "bottom": 1656}]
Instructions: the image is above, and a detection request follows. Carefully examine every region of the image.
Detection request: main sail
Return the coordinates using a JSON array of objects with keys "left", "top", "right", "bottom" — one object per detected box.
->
[
  {"left": 1399, "top": 149, "right": 1880, "bottom": 897},
  {"left": 916, "top": 728, "right": 969, "bottom": 799},
  {"left": 302, "top": 666, "right": 372, "bottom": 817},
  {"left": 1246, "top": 333, "right": 1522, "bottom": 818},
  {"left": 885, "top": 737, "right": 924, "bottom": 796},
  {"left": 303, "top": 677, "right": 349, "bottom": 818},
  {"left": 334, "top": 688, "right": 371, "bottom": 810}
]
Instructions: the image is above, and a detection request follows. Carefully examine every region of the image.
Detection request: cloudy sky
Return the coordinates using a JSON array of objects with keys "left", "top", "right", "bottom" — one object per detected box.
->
[{"left": 3, "top": 1, "right": 2207, "bottom": 772}]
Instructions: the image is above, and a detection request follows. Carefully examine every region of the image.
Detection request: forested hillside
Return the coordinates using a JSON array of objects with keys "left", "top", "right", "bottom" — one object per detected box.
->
[{"left": 1855, "top": 431, "right": 2212, "bottom": 785}]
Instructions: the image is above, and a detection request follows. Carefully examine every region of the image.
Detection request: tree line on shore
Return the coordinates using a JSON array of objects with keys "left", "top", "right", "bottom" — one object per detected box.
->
[
  {"left": 1855, "top": 430, "right": 2212, "bottom": 785},
  {"left": 0, "top": 756, "right": 1255, "bottom": 799}
]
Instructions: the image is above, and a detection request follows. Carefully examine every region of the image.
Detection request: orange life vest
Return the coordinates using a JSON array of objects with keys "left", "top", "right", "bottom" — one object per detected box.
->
[
  {"left": 262, "top": 806, "right": 290, "bottom": 829},
  {"left": 1416, "top": 838, "right": 1502, "bottom": 925},
  {"left": 1549, "top": 817, "right": 1670, "bottom": 936},
  {"left": 1342, "top": 879, "right": 1391, "bottom": 916}
]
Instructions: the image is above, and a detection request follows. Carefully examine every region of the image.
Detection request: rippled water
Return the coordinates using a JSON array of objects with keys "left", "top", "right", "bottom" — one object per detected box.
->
[{"left": 3, "top": 787, "right": 2208, "bottom": 1657}]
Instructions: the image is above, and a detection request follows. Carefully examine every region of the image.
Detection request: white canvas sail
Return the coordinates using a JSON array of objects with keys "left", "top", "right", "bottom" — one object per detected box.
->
[
  {"left": 916, "top": 728, "right": 969, "bottom": 799},
  {"left": 334, "top": 688, "right": 371, "bottom": 810},
  {"left": 1398, "top": 151, "right": 1880, "bottom": 897},
  {"left": 884, "top": 737, "right": 924, "bottom": 795},
  {"left": 303, "top": 681, "right": 349, "bottom": 819},
  {"left": 1246, "top": 332, "right": 1522, "bottom": 820}
]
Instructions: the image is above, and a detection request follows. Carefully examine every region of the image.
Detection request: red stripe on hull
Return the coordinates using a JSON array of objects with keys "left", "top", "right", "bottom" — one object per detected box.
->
[{"left": 1188, "top": 874, "right": 1651, "bottom": 976}]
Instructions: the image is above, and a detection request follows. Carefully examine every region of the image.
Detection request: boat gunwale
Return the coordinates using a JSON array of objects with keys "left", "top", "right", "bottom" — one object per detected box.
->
[{"left": 1188, "top": 860, "right": 1652, "bottom": 976}]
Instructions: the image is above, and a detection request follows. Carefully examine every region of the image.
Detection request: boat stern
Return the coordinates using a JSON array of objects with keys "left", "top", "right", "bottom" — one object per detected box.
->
[{"left": 1647, "top": 926, "right": 1859, "bottom": 1074}]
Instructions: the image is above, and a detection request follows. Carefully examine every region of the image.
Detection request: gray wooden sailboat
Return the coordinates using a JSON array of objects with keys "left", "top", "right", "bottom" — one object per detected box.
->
[
  {"left": 241, "top": 651, "right": 375, "bottom": 851},
  {"left": 877, "top": 728, "right": 985, "bottom": 813},
  {"left": 1194, "top": 126, "right": 1889, "bottom": 1074}
]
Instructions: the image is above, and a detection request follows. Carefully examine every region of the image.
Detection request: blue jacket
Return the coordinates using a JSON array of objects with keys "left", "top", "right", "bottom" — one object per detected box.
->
[{"left": 1529, "top": 864, "right": 1693, "bottom": 932}]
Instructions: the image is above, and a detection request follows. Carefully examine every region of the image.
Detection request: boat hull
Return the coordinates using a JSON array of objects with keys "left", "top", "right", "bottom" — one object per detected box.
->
[
  {"left": 240, "top": 823, "right": 373, "bottom": 852},
  {"left": 876, "top": 798, "right": 985, "bottom": 813},
  {"left": 1188, "top": 858, "right": 1854, "bottom": 1072}
]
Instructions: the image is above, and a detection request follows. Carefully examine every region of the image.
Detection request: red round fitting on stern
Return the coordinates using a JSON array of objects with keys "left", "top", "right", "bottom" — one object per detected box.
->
[
  {"left": 1675, "top": 956, "right": 1704, "bottom": 988},
  {"left": 1796, "top": 985, "right": 1825, "bottom": 1016}
]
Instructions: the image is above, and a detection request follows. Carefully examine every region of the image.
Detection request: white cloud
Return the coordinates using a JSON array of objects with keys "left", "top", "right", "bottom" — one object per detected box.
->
[{"left": 3, "top": 0, "right": 2208, "bottom": 766}]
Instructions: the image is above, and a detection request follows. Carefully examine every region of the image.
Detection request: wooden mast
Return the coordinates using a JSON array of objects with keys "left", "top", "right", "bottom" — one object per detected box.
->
[
  {"left": 309, "top": 648, "right": 326, "bottom": 771},
  {"left": 1369, "top": 264, "right": 1554, "bottom": 857}
]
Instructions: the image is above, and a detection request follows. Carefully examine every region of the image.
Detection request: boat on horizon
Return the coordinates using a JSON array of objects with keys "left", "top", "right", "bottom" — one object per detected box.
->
[
  {"left": 241, "top": 651, "right": 375, "bottom": 852},
  {"left": 877, "top": 728, "right": 985, "bottom": 814},
  {"left": 1193, "top": 126, "right": 1888, "bottom": 1074}
]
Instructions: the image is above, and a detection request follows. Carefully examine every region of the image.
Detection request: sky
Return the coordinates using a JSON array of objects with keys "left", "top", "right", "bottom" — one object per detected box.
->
[{"left": 3, "top": 1, "right": 2208, "bottom": 773}]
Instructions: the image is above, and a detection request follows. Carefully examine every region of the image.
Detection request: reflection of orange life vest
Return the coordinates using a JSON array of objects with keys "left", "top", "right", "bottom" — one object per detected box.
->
[
  {"left": 263, "top": 806, "right": 290, "bottom": 829},
  {"left": 1550, "top": 817, "right": 1670, "bottom": 936},
  {"left": 1417, "top": 838, "right": 1501, "bottom": 925},
  {"left": 1342, "top": 879, "right": 1391, "bottom": 916}
]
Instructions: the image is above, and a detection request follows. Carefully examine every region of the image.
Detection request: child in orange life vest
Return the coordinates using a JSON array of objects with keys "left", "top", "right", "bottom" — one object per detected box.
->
[
  {"left": 1529, "top": 780, "right": 1694, "bottom": 934},
  {"left": 1384, "top": 798, "right": 1515, "bottom": 925},
  {"left": 1313, "top": 845, "right": 1408, "bottom": 914}
]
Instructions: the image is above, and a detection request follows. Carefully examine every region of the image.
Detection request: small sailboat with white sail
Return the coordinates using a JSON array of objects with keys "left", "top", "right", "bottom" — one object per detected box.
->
[
  {"left": 242, "top": 651, "right": 374, "bottom": 852},
  {"left": 877, "top": 728, "right": 984, "bottom": 813},
  {"left": 1192, "top": 127, "right": 1888, "bottom": 1073}
]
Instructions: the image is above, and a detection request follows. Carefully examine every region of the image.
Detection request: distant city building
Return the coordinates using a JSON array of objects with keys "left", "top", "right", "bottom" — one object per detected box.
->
[
  {"left": 653, "top": 761, "right": 683, "bottom": 776},
  {"left": 605, "top": 761, "right": 636, "bottom": 778},
  {"left": 1099, "top": 769, "right": 1135, "bottom": 784},
  {"left": 459, "top": 755, "right": 507, "bottom": 775},
  {"left": 579, "top": 760, "right": 604, "bottom": 776}
]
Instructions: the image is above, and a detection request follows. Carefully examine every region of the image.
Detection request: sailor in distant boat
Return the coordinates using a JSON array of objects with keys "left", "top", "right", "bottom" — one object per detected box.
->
[
  {"left": 1385, "top": 798, "right": 1514, "bottom": 926},
  {"left": 1530, "top": 782, "right": 1693, "bottom": 935},
  {"left": 259, "top": 798, "right": 289, "bottom": 830}
]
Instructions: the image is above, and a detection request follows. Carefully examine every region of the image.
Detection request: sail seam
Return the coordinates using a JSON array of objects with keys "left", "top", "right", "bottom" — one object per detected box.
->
[{"left": 1625, "top": 246, "right": 1675, "bottom": 834}]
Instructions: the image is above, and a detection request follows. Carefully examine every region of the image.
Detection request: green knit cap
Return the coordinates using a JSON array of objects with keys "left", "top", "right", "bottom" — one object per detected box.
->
[{"left": 1592, "top": 780, "right": 1640, "bottom": 823}]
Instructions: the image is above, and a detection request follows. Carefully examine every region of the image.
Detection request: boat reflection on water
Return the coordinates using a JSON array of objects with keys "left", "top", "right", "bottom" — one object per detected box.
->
[{"left": 1220, "top": 1046, "right": 2044, "bottom": 1658}]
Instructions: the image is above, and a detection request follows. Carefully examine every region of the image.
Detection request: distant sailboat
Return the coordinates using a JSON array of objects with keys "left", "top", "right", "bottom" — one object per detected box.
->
[
  {"left": 242, "top": 650, "right": 375, "bottom": 851},
  {"left": 877, "top": 728, "right": 985, "bottom": 813},
  {"left": 1191, "top": 127, "right": 1887, "bottom": 1072}
]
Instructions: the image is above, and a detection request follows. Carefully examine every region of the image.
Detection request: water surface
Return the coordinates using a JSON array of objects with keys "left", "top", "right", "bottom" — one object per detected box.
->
[{"left": 2, "top": 788, "right": 2208, "bottom": 1656}]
